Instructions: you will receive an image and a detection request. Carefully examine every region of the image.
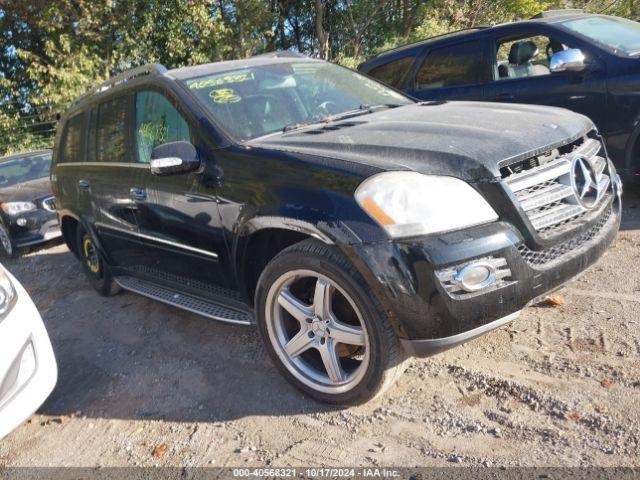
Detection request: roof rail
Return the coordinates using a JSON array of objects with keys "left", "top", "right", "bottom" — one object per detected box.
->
[
  {"left": 532, "top": 9, "right": 584, "bottom": 18},
  {"left": 252, "top": 50, "right": 307, "bottom": 59},
  {"left": 72, "top": 63, "right": 167, "bottom": 107}
]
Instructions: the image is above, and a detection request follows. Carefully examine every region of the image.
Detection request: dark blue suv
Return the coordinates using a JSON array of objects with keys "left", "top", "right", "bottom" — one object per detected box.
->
[{"left": 359, "top": 10, "right": 640, "bottom": 178}]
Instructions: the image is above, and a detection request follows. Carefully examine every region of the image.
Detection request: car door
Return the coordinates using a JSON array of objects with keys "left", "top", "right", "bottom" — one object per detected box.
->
[
  {"left": 483, "top": 26, "right": 607, "bottom": 125},
  {"left": 408, "top": 38, "right": 491, "bottom": 102},
  {"left": 89, "top": 94, "right": 147, "bottom": 267},
  {"left": 128, "top": 88, "right": 238, "bottom": 301},
  {"left": 0, "top": 264, "right": 56, "bottom": 440}
]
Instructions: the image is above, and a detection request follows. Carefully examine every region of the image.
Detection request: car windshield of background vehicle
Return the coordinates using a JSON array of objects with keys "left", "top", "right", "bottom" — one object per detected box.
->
[
  {"left": 183, "top": 61, "right": 413, "bottom": 140},
  {"left": 0, "top": 154, "right": 51, "bottom": 188},
  {"left": 562, "top": 16, "right": 640, "bottom": 56}
]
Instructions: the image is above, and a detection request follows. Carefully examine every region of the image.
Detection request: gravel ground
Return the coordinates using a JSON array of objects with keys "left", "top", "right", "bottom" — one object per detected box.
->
[{"left": 0, "top": 189, "right": 639, "bottom": 468}]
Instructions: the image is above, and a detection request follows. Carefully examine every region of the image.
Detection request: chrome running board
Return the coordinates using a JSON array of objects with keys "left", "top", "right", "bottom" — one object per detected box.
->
[{"left": 115, "top": 276, "right": 253, "bottom": 325}]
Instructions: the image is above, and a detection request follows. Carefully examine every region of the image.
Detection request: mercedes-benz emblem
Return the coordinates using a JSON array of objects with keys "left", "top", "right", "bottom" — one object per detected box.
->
[{"left": 571, "top": 156, "right": 599, "bottom": 209}]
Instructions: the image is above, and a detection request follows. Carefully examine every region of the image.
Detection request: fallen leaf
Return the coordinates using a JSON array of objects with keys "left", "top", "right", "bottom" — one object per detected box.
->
[
  {"left": 564, "top": 411, "right": 581, "bottom": 422},
  {"left": 542, "top": 295, "right": 564, "bottom": 306},
  {"left": 595, "top": 404, "right": 607, "bottom": 414},
  {"left": 600, "top": 378, "right": 614, "bottom": 389},
  {"left": 152, "top": 443, "right": 168, "bottom": 458}
]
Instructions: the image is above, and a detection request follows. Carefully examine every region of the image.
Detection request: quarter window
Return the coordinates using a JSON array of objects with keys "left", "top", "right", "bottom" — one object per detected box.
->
[
  {"left": 135, "top": 91, "right": 190, "bottom": 164},
  {"left": 96, "top": 96, "right": 128, "bottom": 163},
  {"left": 415, "top": 42, "right": 485, "bottom": 90},
  {"left": 60, "top": 113, "right": 86, "bottom": 164},
  {"left": 368, "top": 56, "right": 414, "bottom": 88}
]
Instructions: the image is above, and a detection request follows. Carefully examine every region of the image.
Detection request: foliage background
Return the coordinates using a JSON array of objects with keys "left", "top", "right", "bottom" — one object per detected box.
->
[{"left": 0, "top": 0, "right": 638, "bottom": 154}]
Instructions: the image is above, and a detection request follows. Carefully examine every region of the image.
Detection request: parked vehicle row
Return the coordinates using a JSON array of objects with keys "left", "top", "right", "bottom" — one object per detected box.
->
[
  {"left": 51, "top": 50, "right": 621, "bottom": 404},
  {"left": 359, "top": 10, "right": 640, "bottom": 178}
]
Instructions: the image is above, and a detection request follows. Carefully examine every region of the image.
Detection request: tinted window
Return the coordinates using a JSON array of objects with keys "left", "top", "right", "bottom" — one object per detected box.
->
[
  {"left": 96, "top": 96, "right": 128, "bottom": 163},
  {"left": 60, "top": 113, "right": 86, "bottom": 163},
  {"left": 135, "top": 91, "right": 191, "bottom": 163},
  {"left": 415, "top": 42, "right": 485, "bottom": 90},
  {"left": 367, "top": 56, "right": 414, "bottom": 88}
]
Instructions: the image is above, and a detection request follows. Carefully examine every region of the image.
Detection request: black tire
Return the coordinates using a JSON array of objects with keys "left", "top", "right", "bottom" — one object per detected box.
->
[
  {"left": 0, "top": 223, "right": 16, "bottom": 258},
  {"left": 76, "top": 224, "right": 121, "bottom": 296},
  {"left": 255, "top": 239, "right": 406, "bottom": 405}
]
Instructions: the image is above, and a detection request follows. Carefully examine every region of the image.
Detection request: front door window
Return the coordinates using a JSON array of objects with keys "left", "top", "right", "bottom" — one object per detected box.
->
[{"left": 135, "top": 91, "right": 191, "bottom": 163}]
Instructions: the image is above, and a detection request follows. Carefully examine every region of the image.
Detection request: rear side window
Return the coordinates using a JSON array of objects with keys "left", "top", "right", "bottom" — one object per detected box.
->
[
  {"left": 415, "top": 41, "right": 485, "bottom": 90},
  {"left": 96, "top": 96, "right": 128, "bottom": 163},
  {"left": 367, "top": 56, "right": 414, "bottom": 88},
  {"left": 59, "top": 113, "right": 86, "bottom": 163},
  {"left": 135, "top": 91, "right": 190, "bottom": 164}
]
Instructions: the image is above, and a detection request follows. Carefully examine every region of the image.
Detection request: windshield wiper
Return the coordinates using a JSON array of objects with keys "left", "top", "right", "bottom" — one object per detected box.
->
[{"left": 282, "top": 104, "right": 402, "bottom": 133}]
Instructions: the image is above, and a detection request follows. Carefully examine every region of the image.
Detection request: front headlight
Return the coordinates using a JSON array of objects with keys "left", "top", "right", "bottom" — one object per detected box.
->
[
  {"left": 355, "top": 172, "right": 498, "bottom": 238},
  {"left": 1, "top": 201, "right": 36, "bottom": 216},
  {"left": 0, "top": 265, "right": 17, "bottom": 321}
]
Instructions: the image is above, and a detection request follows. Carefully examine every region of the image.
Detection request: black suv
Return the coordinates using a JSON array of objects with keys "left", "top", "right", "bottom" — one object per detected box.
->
[
  {"left": 359, "top": 11, "right": 640, "bottom": 178},
  {"left": 53, "top": 55, "right": 622, "bottom": 404},
  {"left": 0, "top": 150, "right": 60, "bottom": 256}
]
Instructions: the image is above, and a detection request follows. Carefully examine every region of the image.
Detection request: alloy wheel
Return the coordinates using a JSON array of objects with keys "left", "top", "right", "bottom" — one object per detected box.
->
[{"left": 265, "top": 269, "right": 370, "bottom": 394}]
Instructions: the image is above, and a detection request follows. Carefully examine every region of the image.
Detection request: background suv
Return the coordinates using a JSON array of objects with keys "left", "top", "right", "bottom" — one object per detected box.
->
[
  {"left": 0, "top": 150, "right": 60, "bottom": 256},
  {"left": 53, "top": 56, "right": 621, "bottom": 404},
  {"left": 359, "top": 11, "right": 640, "bottom": 179}
]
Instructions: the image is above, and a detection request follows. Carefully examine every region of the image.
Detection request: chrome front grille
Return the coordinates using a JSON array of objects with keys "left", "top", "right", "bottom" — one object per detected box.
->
[{"left": 503, "top": 136, "right": 611, "bottom": 238}]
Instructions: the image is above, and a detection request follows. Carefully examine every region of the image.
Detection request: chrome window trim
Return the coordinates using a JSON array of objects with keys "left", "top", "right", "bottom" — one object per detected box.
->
[
  {"left": 56, "top": 162, "right": 150, "bottom": 169},
  {"left": 95, "top": 222, "right": 219, "bottom": 260}
]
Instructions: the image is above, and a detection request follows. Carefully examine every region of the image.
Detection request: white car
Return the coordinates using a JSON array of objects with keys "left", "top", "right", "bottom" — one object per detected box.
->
[{"left": 0, "top": 263, "right": 57, "bottom": 440}]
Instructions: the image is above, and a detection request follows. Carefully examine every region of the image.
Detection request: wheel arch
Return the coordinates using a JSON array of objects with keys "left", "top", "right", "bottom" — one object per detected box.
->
[{"left": 59, "top": 211, "right": 105, "bottom": 261}]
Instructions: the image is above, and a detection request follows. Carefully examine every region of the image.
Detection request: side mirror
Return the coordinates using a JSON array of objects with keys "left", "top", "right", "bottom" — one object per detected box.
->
[
  {"left": 550, "top": 48, "right": 586, "bottom": 73},
  {"left": 150, "top": 141, "right": 200, "bottom": 176}
]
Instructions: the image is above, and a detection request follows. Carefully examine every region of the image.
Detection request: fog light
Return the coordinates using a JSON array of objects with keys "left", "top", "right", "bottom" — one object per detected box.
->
[
  {"left": 16, "top": 218, "right": 27, "bottom": 227},
  {"left": 454, "top": 262, "right": 496, "bottom": 292}
]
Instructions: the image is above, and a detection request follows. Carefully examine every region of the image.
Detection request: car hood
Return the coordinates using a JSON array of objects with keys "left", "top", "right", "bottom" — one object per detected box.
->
[
  {"left": 249, "top": 101, "right": 593, "bottom": 182},
  {"left": 0, "top": 176, "right": 51, "bottom": 203}
]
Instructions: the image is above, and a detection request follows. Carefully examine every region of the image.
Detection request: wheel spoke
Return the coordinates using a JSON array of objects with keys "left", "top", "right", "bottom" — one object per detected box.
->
[
  {"left": 329, "top": 318, "right": 365, "bottom": 346},
  {"left": 278, "top": 288, "right": 313, "bottom": 324},
  {"left": 284, "top": 328, "right": 314, "bottom": 358},
  {"left": 319, "top": 339, "right": 344, "bottom": 384},
  {"left": 313, "top": 278, "right": 332, "bottom": 319}
]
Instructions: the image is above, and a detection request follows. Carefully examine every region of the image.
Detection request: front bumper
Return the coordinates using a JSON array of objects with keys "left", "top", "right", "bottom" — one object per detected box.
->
[
  {"left": 7, "top": 209, "right": 61, "bottom": 248},
  {"left": 349, "top": 193, "right": 621, "bottom": 354},
  {"left": 0, "top": 268, "right": 57, "bottom": 439}
]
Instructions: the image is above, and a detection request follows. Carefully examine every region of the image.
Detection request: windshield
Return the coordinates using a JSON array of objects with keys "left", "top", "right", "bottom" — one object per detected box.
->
[
  {"left": 562, "top": 16, "right": 640, "bottom": 56},
  {"left": 0, "top": 153, "right": 51, "bottom": 188},
  {"left": 183, "top": 61, "right": 413, "bottom": 140}
]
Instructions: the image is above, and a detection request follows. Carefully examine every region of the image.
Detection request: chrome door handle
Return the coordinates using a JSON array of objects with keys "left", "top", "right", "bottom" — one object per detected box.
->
[
  {"left": 78, "top": 179, "right": 90, "bottom": 190},
  {"left": 129, "top": 187, "right": 146, "bottom": 200}
]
